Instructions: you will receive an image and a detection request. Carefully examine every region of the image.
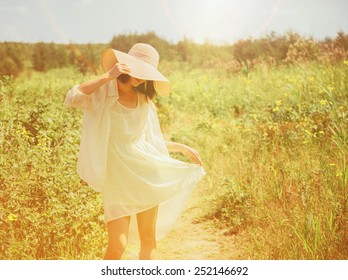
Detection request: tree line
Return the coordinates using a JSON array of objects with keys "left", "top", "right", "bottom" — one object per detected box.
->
[{"left": 1, "top": 31, "right": 347, "bottom": 77}]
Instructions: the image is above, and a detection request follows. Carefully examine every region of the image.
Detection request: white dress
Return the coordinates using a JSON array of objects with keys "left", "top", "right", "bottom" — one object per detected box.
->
[{"left": 102, "top": 92, "right": 206, "bottom": 242}]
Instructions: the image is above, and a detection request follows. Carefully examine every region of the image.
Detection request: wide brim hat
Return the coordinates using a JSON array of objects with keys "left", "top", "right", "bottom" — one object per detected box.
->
[{"left": 101, "top": 43, "right": 171, "bottom": 96}]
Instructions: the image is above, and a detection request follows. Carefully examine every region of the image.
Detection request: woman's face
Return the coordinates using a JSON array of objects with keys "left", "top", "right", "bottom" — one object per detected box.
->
[{"left": 130, "top": 77, "right": 145, "bottom": 88}]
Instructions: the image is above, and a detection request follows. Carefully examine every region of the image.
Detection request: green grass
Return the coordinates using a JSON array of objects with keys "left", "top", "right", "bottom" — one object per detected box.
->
[{"left": 1, "top": 61, "right": 347, "bottom": 259}]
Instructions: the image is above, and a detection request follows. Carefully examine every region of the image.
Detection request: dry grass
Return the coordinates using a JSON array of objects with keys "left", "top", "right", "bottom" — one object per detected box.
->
[{"left": 1, "top": 61, "right": 347, "bottom": 259}]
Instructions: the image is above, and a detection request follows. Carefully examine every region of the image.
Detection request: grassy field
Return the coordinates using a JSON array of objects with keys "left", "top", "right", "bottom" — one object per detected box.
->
[{"left": 1, "top": 61, "right": 347, "bottom": 259}]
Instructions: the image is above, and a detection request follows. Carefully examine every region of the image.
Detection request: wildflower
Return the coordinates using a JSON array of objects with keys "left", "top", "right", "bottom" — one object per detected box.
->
[
  {"left": 272, "top": 106, "right": 280, "bottom": 112},
  {"left": 98, "top": 214, "right": 104, "bottom": 222},
  {"left": 251, "top": 114, "right": 257, "bottom": 120},
  {"left": 7, "top": 213, "right": 17, "bottom": 222},
  {"left": 275, "top": 100, "right": 282, "bottom": 106},
  {"left": 328, "top": 86, "right": 335, "bottom": 92},
  {"left": 336, "top": 172, "right": 343, "bottom": 177},
  {"left": 320, "top": 99, "right": 327, "bottom": 106},
  {"left": 329, "top": 163, "right": 336, "bottom": 167},
  {"left": 246, "top": 78, "right": 253, "bottom": 85}
]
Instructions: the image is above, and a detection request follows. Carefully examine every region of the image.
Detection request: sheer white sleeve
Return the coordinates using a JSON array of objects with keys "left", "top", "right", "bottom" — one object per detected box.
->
[{"left": 63, "top": 85, "right": 91, "bottom": 110}]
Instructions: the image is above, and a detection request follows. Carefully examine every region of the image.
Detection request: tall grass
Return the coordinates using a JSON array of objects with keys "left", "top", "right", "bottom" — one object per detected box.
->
[
  {"left": 1, "top": 69, "right": 107, "bottom": 259},
  {"left": 1, "top": 61, "right": 347, "bottom": 259},
  {"left": 161, "top": 62, "right": 348, "bottom": 259}
]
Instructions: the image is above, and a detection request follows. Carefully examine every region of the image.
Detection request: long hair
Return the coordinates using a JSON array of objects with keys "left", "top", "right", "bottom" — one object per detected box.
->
[{"left": 117, "top": 74, "right": 157, "bottom": 100}]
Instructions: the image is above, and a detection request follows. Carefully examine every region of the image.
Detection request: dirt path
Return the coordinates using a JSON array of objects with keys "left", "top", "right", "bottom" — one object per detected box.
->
[{"left": 123, "top": 185, "right": 243, "bottom": 260}]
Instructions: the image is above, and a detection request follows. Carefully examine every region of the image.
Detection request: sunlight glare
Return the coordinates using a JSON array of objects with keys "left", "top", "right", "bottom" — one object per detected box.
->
[{"left": 160, "top": 0, "right": 283, "bottom": 44}]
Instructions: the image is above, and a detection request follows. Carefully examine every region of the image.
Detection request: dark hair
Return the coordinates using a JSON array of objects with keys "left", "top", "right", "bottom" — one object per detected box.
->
[
  {"left": 135, "top": 80, "right": 156, "bottom": 100},
  {"left": 117, "top": 74, "right": 157, "bottom": 100},
  {"left": 118, "top": 74, "right": 131, "bottom": 83}
]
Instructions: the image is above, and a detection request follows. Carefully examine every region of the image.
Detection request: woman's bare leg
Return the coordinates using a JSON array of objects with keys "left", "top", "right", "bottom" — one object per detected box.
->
[
  {"left": 104, "top": 216, "right": 130, "bottom": 260},
  {"left": 136, "top": 206, "right": 159, "bottom": 260}
]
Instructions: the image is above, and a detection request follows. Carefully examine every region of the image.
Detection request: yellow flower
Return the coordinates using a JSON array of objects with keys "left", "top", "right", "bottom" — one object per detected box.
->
[
  {"left": 320, "top": 99, "right": 327, "bottom": 106},
  {"left": 336, "top": 172, "right": 343, "bottom": 177},
  {"left": 275, "top": 100, "right": 282, "bottom": 106},
  {"left": 246, "top": 78, "right": 253, "bottom": 85},
  {"left": 7, "top": 213, "right": 17, "bottom": 221},
  {"left": 272, "top": 106, "right": 280, "bottom": 112},
  {"left": 251, "top": 114, "right": 257, "bottom": 120}
]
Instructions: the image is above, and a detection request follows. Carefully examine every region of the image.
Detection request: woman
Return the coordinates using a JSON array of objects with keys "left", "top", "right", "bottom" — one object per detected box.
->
[{"left": 64, "top": 43, "right": 205, "bottom": 260}]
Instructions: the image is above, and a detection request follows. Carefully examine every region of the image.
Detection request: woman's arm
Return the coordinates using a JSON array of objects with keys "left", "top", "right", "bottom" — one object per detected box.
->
[
  {"left": 77, "top": 63, "right": 131, "bottom": 95},
  {"left": 165, "top": 141, "right": 203, "bottom": 166}
]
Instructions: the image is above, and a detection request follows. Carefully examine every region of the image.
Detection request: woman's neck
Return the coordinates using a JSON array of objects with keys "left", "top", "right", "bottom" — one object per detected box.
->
[{"left": 116, "top": 80, "right": 138, "bottom": 108}]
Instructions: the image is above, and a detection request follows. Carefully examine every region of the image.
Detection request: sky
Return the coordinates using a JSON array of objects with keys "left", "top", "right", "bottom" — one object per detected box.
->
[{"left": 0, "top": 0, "right": 347, "bottom": 44}]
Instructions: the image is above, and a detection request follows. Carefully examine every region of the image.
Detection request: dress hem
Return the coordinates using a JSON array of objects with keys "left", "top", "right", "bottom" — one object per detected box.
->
[{"left": 103, "top": 166, "right": 206, "bottom": 227}]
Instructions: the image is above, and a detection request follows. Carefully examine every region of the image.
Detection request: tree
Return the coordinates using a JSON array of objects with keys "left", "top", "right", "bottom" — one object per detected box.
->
[
  {"left": 0, "top": 43, "right": 24, "bottom": 77},
  {"left": 32, "top": 42, "right": 49, "bottom": 71}
]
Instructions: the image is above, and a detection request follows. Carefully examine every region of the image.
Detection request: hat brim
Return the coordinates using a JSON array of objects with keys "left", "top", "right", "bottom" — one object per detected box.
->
[{"left": 101, "top": 48, "right": 171, "bottom": 96}]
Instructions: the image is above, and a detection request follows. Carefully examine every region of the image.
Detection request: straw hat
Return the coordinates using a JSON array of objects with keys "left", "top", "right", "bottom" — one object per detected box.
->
[{"left": 101, "top": 43, "right": 171, "bottom": 96}]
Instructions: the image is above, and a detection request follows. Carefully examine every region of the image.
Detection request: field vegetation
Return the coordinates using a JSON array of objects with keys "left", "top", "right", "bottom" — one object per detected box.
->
[{"left": 1, "top": 32, "right": 347, "bottom": 259}]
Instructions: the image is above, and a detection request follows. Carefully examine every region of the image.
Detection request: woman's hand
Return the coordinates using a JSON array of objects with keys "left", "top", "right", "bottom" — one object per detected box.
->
[
  {"left": 180, "top": 144, "right": 203, "bottom": 166},
  {"left": 107, "top": 63, "right": 131, "bottom": 80},
  {"left": 77, "top": 63, "right": 132, "bottom": 95},
  {"left": 165, "top": 141, "right": 203, "bottom": 166}
]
